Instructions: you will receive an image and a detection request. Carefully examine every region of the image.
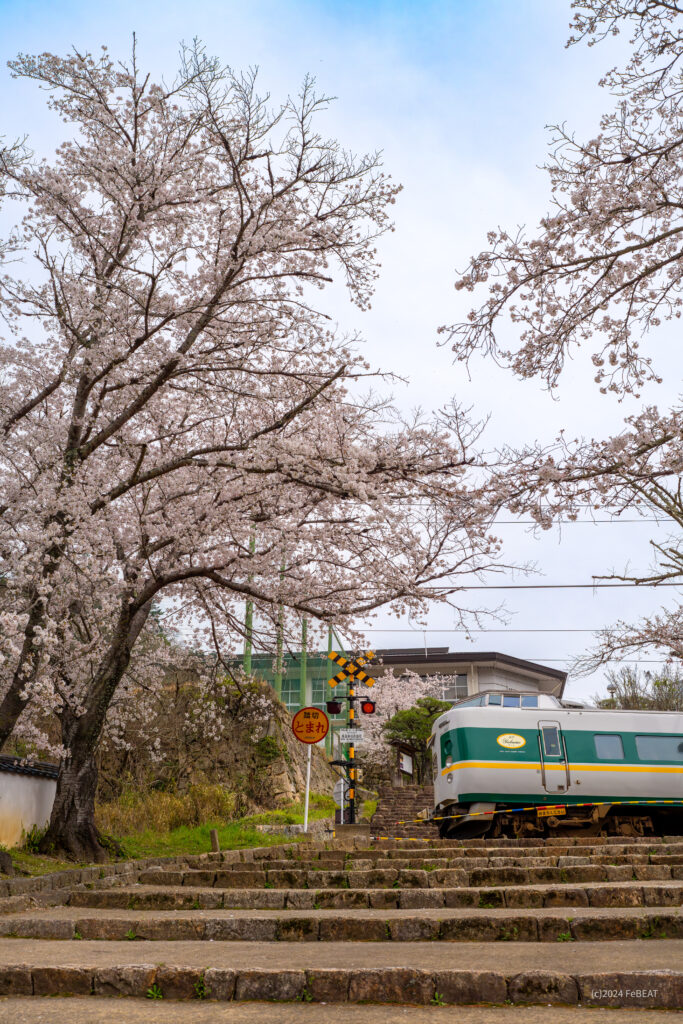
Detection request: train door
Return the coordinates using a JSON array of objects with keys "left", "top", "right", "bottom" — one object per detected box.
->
[{"left": 538, "top": 720, "right": 570, "bottom": 794}]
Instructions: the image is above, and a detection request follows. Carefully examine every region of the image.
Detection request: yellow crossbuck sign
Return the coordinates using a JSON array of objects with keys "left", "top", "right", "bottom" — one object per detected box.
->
[{"left": 327, "top": 650, "right": 375, "bottom": 688}]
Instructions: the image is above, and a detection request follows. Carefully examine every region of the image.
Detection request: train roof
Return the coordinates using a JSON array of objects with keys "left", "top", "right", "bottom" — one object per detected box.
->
[{"left": 436, "top": 691, "right": 683, "bottom": 722}]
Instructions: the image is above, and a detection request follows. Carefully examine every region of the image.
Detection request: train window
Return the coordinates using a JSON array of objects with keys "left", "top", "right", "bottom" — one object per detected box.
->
[
  {"left": 521, "top": 695, "right": 539, "bottom": 708},
  {"left": 635, "top": 735, "right": 683, "bottom": 762},
  {"left": 594, "top": 734, "right": 624, "bottom": 760},
  {"left": 503, "top": 695, "right": 520, "bottom": 707},
  {"left": 487, "top": 694, "right": 502, "bottom": 705},
  {"left": 453, "top": 695, "right": 486, "bottom": 708},
  {"left": 542, "top": 725, "right": 562, "bottom": 757}
]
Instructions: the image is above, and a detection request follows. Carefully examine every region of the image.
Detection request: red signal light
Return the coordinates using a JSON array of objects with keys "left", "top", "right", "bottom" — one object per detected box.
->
[{"left": 360, "top": 699, "right": 376, "bottom": 715}]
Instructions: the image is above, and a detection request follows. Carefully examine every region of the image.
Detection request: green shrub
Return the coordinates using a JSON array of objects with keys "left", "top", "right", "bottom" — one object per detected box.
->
[
  {"left": 22, "top": 825, "right": 47, "bottom": 853},
  {"left": 360, "top": 799, "right": 377, "bottom": 820},
  {"left": 253, "top": 737, "right": 282, "bottom": 764},
  {"left": 95, "top": 783, "right": 237, "bottom": 836}
]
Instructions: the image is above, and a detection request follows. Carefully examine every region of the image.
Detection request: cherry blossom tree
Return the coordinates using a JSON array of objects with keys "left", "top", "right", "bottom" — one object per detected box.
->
[
  {"left": 445, "top": 0, "right": 683, "bottom": 667},
  {"left": 348, "top": 667, "right": 452, "bottom": 786},
  {"left": 0, "top": 44, "right": 515, "bottom": 858},
  {"left": 0, "top": 41, "right": 395, "bottom": 741}
]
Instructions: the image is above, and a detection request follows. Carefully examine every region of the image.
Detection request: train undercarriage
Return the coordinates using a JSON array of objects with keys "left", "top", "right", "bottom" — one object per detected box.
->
[{"left": 437, "top": 802, "right": 683, "bottom": 840}]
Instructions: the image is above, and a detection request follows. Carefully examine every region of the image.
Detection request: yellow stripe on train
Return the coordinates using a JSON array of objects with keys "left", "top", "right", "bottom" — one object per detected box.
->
[{"left": 440, "top": 760, "right": 683, "bottom": 777}]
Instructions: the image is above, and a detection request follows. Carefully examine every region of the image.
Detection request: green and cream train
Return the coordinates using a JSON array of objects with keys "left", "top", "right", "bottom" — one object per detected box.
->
[{"left": 430, "top": 692, "right": 683, "bottom": 838}]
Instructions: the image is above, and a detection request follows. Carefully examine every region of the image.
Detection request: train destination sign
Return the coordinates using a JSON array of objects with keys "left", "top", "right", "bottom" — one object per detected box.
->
[{"left": 291, "top": 707, "right": 329, "bottom": 744}]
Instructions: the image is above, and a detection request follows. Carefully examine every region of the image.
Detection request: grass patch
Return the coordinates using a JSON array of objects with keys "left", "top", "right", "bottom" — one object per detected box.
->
[
  {"left": 115, "top": 793, "right": 335, "bottom": 861},
  {"left": 5, "top": 791, "right": 335, "bottom": 874},
  {"left": 245, "top": 793, "right": 335, "bottom": 826},
  {"left": 9, "top": 849, "right": 80, "bottom": 877},
  {"left": 360, "top": 799, "right": 377, "bottom": 821},
  {"left": 95, "top": 783, "right": 239, "bottom": 836}
]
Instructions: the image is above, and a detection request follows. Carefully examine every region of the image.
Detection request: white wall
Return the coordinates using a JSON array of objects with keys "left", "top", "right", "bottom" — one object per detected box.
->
[
  {"left": 0, "top": 772, "right": 56, "bottom": 848},
  {"left": 476, "top": 667, "right": 547, "bottom": 694}
]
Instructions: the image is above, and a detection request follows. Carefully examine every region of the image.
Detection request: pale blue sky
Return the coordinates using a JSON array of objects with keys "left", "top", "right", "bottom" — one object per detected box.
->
[{"left": 0, "top": 0, "right": 674, "bottom": 698}]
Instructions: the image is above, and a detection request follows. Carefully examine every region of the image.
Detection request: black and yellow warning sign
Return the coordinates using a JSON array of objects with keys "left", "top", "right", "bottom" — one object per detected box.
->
[{"left": 327, "top": 650, "right": 375, "bottom": 688}]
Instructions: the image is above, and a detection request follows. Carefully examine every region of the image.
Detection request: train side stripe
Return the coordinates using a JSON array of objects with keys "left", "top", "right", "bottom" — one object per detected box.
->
[{"left": 440, "top": 760, "right": 683, "bottom": 776}]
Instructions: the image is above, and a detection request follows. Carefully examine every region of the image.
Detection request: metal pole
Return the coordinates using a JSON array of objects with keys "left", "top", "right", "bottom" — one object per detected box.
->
[
  {"left": 331, "top": 628, "right": 353, "bottom": 822},
  {"left": 243, "top": 528, "right": 256, "bottom": 676},
  {"left": 348, "top": 679, "right": 356, "bottom": 825},
  {"left": 244, "top": 601, "right": 253, "bottom": 676},
  {"left": 303, "top": 744, "right": 312, "bottom": 833},
  {"left": 325, "top": 626, "right": 334, "bottom": 755},
  {"left": 300, "top": 617, "right": 308, "bottom": 708},
  {"left": 332, "top": 627, "right": 346, "bottom": 654},
  {"left": 274, "top": 549, "right": 285, "bottom": 699},
  {"left": 274, "top": 606, "right": 283, "bottom": 699}
]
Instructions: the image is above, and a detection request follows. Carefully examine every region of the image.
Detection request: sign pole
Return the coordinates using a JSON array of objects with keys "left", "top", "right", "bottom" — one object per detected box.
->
[
  {"left": 303, "top": 743, "right": 312, "bottom": 833},
  {"left": 291, "top": 707, "right": 329, "bottom": 834}
]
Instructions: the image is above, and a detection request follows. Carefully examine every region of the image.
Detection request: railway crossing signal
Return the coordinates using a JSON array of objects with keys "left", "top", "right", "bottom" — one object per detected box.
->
[
  {"left": 327, "top": 649, "right": 378, "bottom": 826},
  {"left": 327, "top": 650, "right": 375, "bottom": 688}
]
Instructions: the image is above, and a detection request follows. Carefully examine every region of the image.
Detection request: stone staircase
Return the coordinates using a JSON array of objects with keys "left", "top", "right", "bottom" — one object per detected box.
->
[
  {"left": 370, "top": 783, "right": 439, "bottom": 838},
  {"left": 0, "top": 834, "right": 681, "bottom": 1016}
]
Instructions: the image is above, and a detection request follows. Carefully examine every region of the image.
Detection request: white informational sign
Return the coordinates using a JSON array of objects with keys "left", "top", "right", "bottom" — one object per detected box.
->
[
  {"left": 399, "top": 752, "right": 414, "bottom": 775},
  {"left": 338, "top": 728, "right": 365, "bottom": 745},
  {"left": 333, "top": 778, "right": 348, "bottom": 806}
]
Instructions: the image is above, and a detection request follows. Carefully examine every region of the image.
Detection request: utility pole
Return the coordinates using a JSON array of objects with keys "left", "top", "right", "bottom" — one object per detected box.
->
[
  {"left": 274, "top": 603, "right": 283, "bottom": 700},
  {"left": 299, "top": 617, "right": 308, "bottom": 707},
  {"left": 273, "top": 553, "right": 285, "bottom": 700},
  {"left": 243, "top": 528, "right": 256, "bottom": 676},
  {"left": 326, "top": 626, "right": 334, "bottom": 756},
  {"left": 244, "top": 600, "right": 253, "bottom": 677}
]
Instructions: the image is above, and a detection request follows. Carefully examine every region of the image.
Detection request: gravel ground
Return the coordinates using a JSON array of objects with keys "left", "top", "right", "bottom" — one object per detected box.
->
[{"left": 0, "top": 998, "right": 680, "bottom": 1024}]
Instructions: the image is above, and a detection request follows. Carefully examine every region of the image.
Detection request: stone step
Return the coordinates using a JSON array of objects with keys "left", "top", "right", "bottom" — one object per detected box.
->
[
  {"left": 0, "top": 905, "right": 681, "bottom": 943},
  {"left": 0, "top": 937, "right": 679, "bottom": 1007},
  {"left": 2, "top": 836, "right": 683, "bottom": 1014},
  {"left": 133, "top": 862, "right": 680, "bottom": 889},
  {"left": 360, "top": 840, "right": 683, "bottom": 851},
  {"left": 219, "top": 853, "right": 672, "bottom": 869},
  {"left": 354, "top": 837, "right": 682, "bottom": 848},
  {"left": 69, "top": 880, "right": 683, "bottom": 911},
  {"left": 147, "top": 847, "right": 683, "bottom": 865},
  {"left": 239, "top": 840, "right": 683, "bottom": 860}
]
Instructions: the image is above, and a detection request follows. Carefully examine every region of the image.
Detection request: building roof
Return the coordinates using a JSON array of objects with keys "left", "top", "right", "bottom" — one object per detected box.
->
[
  {"left": 0, "top": 755, "right": 59, "bottom": 780},
  {"left": 369, "top": 649, "right": 567, "bottom": 697}
]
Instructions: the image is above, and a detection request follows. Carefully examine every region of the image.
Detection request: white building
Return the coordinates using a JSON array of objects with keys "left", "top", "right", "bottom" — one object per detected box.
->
[
  {"left": 0, "top": 756, "right": 57, "bottom": 848},
  {"left": 371, "top": 647, "right": 567, "bottom": 702}
]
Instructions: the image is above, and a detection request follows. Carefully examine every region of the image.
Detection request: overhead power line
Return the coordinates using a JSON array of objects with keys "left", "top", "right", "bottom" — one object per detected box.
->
[
  {"left": 488, "top": 659, "right": 675, "bottom": 665},
  {"left": 492, "top": 518, "right": 671, "bottom": 525},
  {"left": 427, "top": 582, "right": 682, "bottom": 591},
  {"left": 362, "top": 628, "right": 641, "bottom": 634},
  {"left": 396, "top": 500, "right": 674, "bottom": 523}
]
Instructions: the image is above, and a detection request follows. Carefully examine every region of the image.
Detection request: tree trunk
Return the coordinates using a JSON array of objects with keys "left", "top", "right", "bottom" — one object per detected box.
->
[
  {"left": 40, "top": 599, "right": 152, "bottom": 861},
  {"left": 40, "top": 723, "right": 108, "bottom": 862}
]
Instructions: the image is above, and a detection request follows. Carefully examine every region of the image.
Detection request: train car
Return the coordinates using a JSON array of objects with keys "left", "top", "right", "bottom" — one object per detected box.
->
[{"left": 430, "top": 691, "right": 683, "bottom": 838}]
